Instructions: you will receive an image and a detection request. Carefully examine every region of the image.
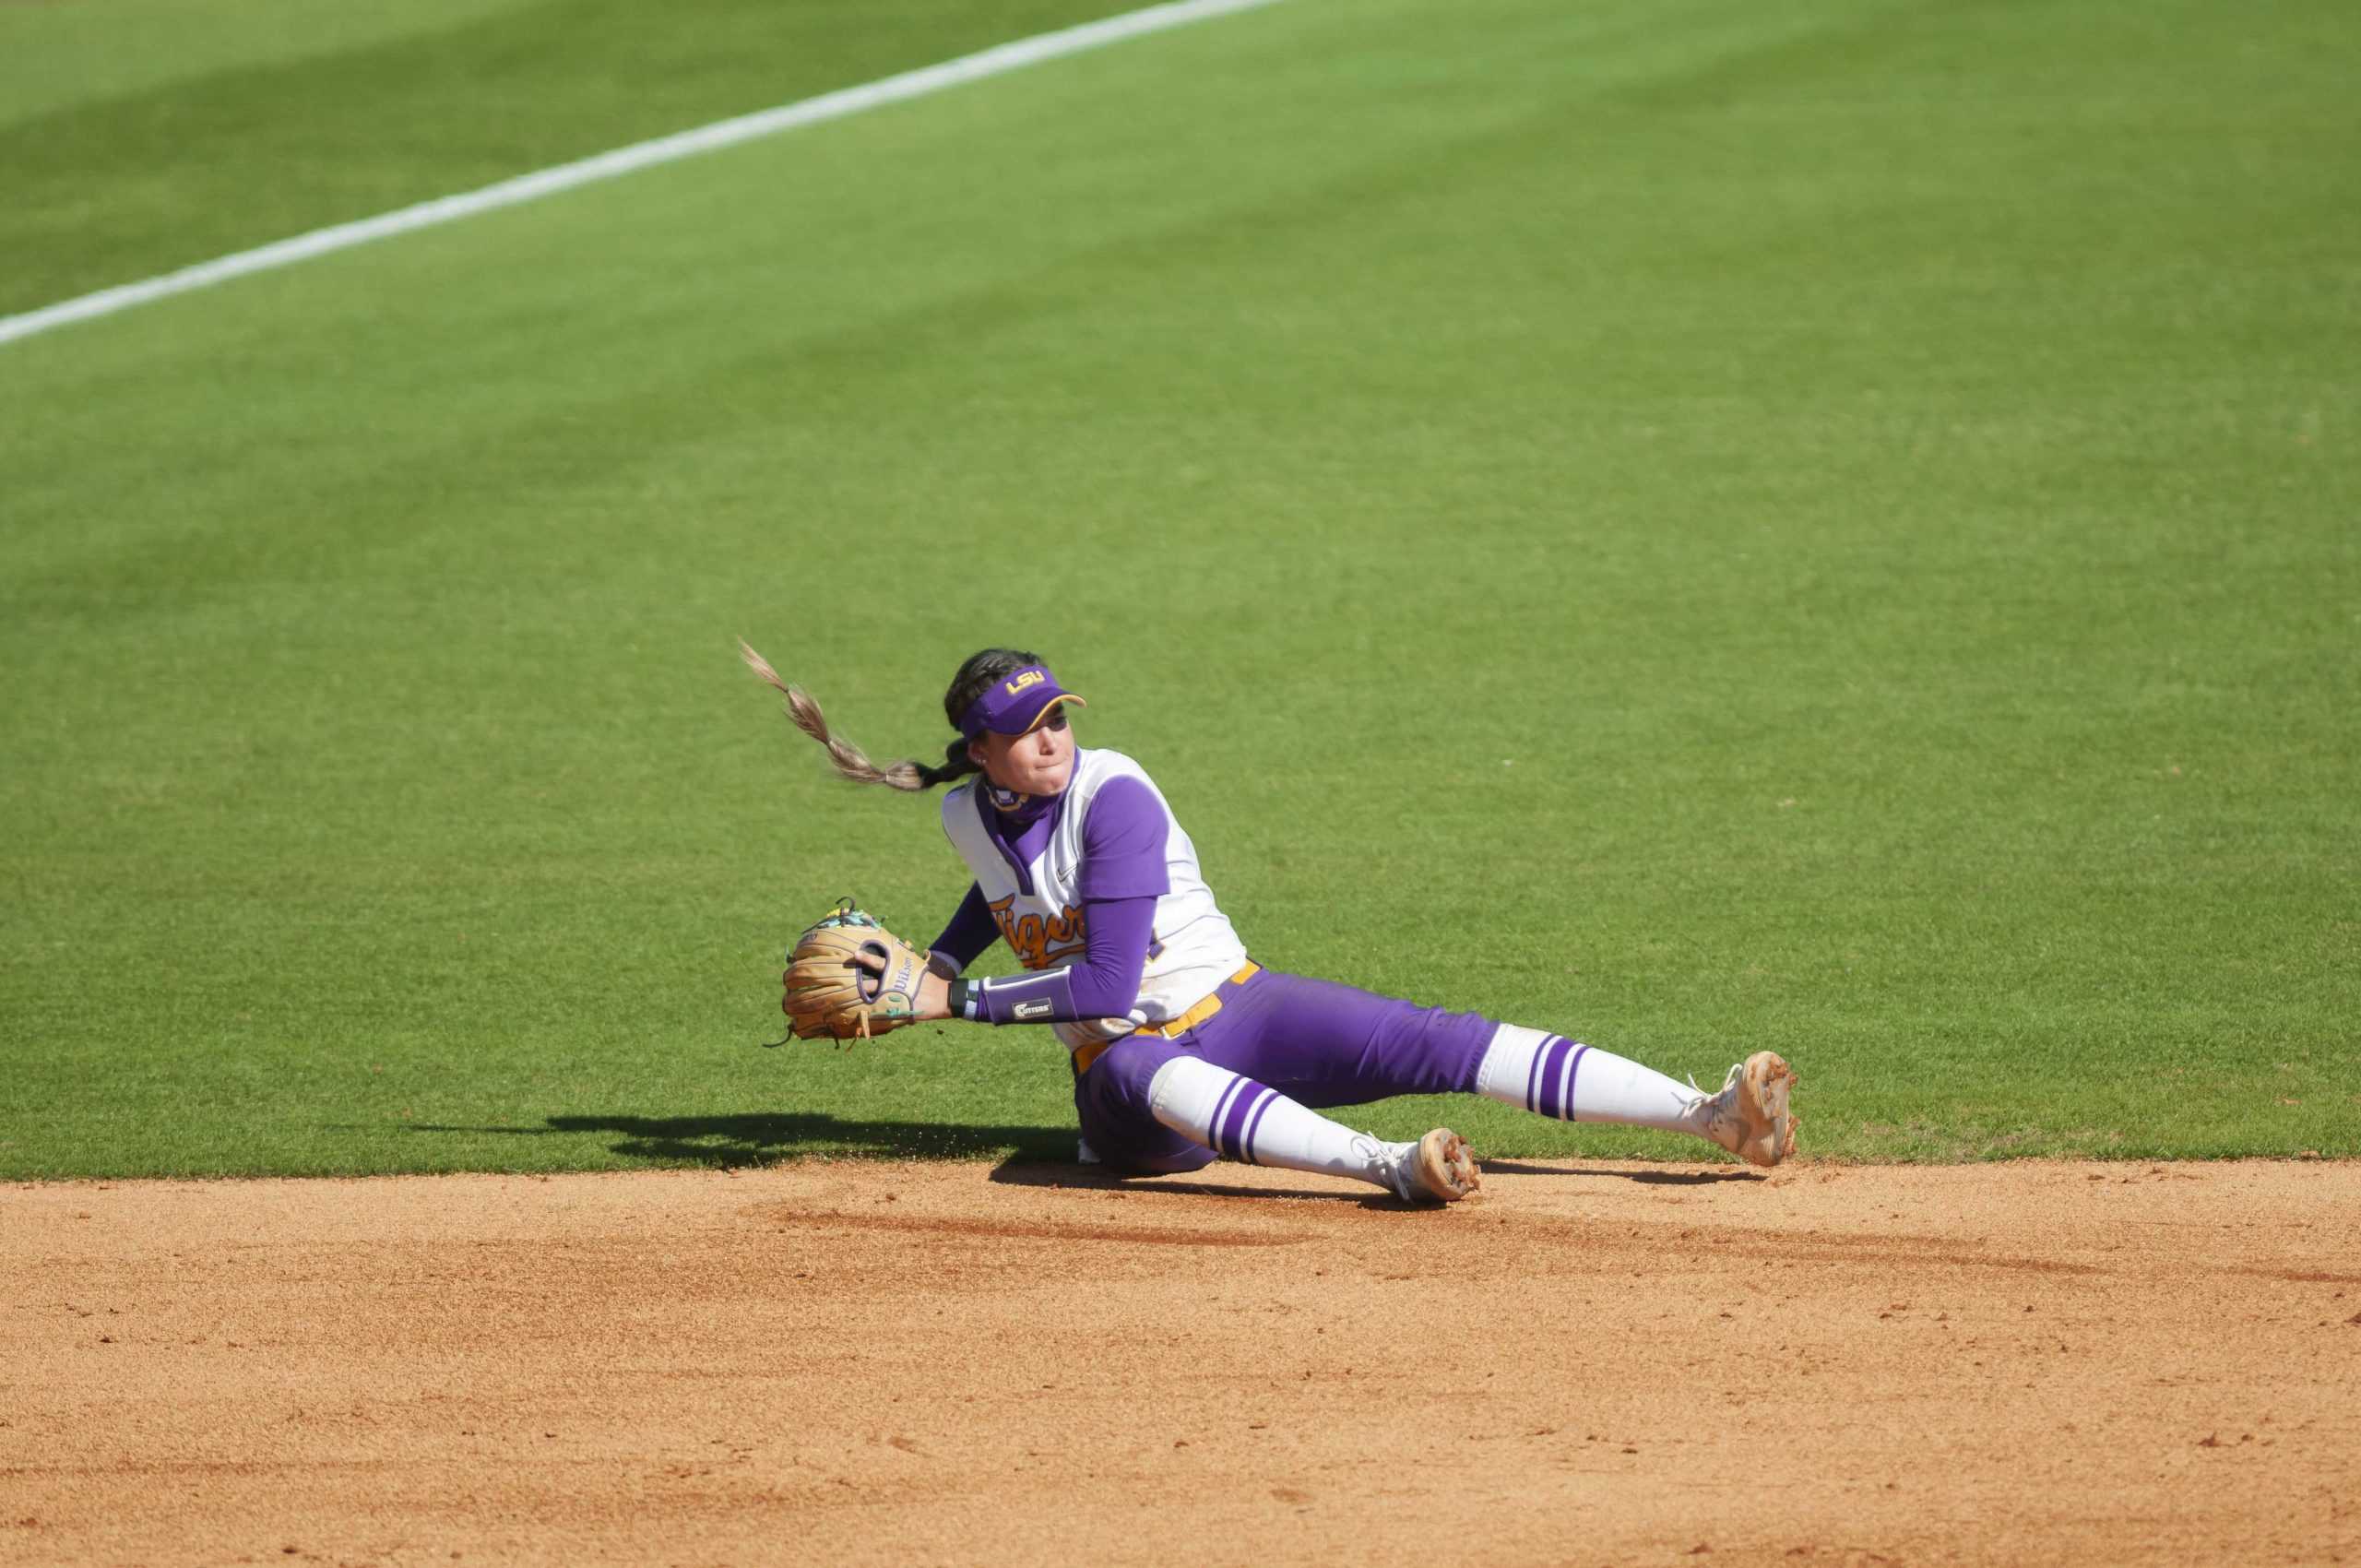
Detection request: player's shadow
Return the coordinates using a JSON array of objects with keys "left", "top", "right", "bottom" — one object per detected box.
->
[
  {"left": 986, "top": 1158, "right": 1406, "bottom": 1206},
  {"left": 1476, "top": 1158, "right": 1762, "bottom": 1184},
  {"left": 985, "top": 1157, "right": 1750, "bottom": 1204},
  {"left": 407, "top": 1111, "right": 1073, "bottom": 1168},
  {"left": 405, "top": 1118, "right": 1762, "bottom": 1190}
]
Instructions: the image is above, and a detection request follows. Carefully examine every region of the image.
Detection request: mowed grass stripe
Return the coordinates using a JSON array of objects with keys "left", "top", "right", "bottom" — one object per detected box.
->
[
  {"left": 0, "top": 0, "right": 531, "bottom": 129},
  {"left": 0, "top": 0, "right": 1286, "bottom": 348},
  {"left": 0, "top": 0, "right": 1165, "bottom": 317},
  {"left": 1, "top": 0, "right": 2354, "bottom": 1178}
]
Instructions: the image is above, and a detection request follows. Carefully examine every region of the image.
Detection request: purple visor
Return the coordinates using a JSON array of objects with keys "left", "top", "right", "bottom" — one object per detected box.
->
[{"left": 959, "top": 665, "right": 1086, "bottom": 740}]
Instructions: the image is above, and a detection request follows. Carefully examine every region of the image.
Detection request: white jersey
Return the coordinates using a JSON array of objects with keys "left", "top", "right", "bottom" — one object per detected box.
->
[{"left": 940, "top": 748, "right": 1248, "bottom": 1051}]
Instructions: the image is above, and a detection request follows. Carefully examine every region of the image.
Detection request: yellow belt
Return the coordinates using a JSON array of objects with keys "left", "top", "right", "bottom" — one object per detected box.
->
[{"left": 1071, "top": 960, "right": 1263, "bottom": 1076}]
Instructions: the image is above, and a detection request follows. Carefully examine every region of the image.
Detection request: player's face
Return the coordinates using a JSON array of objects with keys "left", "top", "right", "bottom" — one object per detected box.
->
[{"left": 969, "top": 709, "right": 1075, "bottom": 797}]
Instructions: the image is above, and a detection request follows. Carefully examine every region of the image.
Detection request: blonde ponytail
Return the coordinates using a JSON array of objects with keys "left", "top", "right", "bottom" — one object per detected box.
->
[{"left": 739, "top": 640, "right": 973, "bottom": 792}]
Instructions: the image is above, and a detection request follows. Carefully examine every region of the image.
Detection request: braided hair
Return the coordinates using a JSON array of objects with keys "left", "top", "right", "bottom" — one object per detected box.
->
[{"left": 740, "top": 641, "right": 1046, "bottom": 792}]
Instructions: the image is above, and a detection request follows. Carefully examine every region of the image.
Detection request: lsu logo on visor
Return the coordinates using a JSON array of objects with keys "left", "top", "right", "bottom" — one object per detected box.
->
[{"left": 1004, "top": 670, "right": 1046, "bottom": 695}]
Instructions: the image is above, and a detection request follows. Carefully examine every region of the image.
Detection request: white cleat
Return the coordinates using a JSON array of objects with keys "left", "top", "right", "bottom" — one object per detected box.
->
[
  {"left": 1693, "top": 1051, "right": 1800, "bottom": 1168},
  {"left": 1377, "top": 1128, "right": 1481, "bottom": 1203}
]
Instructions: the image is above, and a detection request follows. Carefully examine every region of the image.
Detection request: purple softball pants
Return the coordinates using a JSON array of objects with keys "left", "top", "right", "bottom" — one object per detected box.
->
[{"left": 1072, "top": 968, "right": 1499, "bottom": 1175}]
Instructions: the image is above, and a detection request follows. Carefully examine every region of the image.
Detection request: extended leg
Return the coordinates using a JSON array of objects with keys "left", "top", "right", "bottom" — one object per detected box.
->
[
  {"left": 1472, "top": 1026, "right": 1799, "bottom": 1166},
  {"left": 1185, "top": 970, "right": 1498, "bottom": 1109}
]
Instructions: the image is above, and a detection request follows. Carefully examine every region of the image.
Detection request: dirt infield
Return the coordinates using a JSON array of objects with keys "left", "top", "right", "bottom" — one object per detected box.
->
[{"left": 5, "top": 1158, "right": 2356, "bottom": 1567}]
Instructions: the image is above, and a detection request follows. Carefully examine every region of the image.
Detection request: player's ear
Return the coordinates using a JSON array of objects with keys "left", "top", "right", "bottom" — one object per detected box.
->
[{"left": 967, "top": 737, "right": 989, "bottom": 771}]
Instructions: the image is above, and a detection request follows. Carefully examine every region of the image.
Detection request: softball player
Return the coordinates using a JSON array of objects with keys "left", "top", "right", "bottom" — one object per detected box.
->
[{"left": 790, "top": 647, "right": 1797, "bottom": 1204}]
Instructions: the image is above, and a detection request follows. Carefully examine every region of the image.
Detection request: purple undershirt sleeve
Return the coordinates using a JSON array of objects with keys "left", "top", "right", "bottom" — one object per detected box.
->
[
  {"left": 927, "top": 883, "right": 999, "bottom": 974},
  {"left": 975, "top": 895, "right": 1156, "bottom": 1026},
  {"left": 1075, "top": 776, "right": 1172, "bottom": 901}
]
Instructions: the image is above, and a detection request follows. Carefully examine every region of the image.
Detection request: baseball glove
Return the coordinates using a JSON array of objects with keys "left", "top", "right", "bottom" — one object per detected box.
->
[{"left": 779, "top": 899, "right": 930, "bottom": 1041}]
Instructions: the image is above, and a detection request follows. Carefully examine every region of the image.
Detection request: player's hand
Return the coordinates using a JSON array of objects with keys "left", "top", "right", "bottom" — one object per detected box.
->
[
  {"left": 777, "top": 902, "right": 929, "bottom": 1041},
  {"left": 854, "top": 947, "right": 954, "bottom": 1020}
]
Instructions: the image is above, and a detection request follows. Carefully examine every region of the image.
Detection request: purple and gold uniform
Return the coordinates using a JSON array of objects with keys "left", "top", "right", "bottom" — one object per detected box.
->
[
  {"left": 932, "top": 745, "right": 1499, "bottom": 1174},
  {"left": 929, "top": 663, "right": 1797, "bottom": 1194}
]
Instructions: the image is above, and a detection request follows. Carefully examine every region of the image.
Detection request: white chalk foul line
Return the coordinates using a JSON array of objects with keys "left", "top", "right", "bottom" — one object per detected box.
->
[{"left": 0, "top": 0, "right": 1284, "bottom": 350}]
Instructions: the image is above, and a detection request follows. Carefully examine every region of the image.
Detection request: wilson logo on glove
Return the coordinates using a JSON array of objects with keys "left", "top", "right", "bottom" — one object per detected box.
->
[{"left": 777, "top": 897, "right": 929, "bottom": 1043}]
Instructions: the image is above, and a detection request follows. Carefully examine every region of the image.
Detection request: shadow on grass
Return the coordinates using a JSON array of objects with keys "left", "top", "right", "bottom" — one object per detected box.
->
[{"left": 408, "top": 1111, "right": 1073, "bottom": 1168}]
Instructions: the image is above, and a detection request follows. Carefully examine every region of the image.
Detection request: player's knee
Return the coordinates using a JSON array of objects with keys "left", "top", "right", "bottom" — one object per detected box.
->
[
  {"left": 1085, "top": 1034, "right": 1187, "bottom": 1119},
  {"left": 1074, "top": 1036, "right": 1215, "bottom": 1176}
]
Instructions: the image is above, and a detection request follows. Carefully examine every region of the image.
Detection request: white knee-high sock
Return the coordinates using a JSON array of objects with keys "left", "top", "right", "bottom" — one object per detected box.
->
[
  {"left": 1473, "top": 1024, "right": 1707, "bottom": 1136},
  {"left": 1146, "top": 1056, "right": 1401, "bottom": 1193}
]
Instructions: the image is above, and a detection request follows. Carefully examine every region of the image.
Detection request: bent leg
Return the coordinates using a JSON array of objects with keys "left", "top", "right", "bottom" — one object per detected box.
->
[
  {"left": 1073, "top": 1034, "right": 1216, "bottom": 1176},
  {"left": 1072, "top": 1035, "right": 1471, "bottom": 1201},
  {"left": 1145, "top": 1054, "right": 1476, "bottom": 1203}
]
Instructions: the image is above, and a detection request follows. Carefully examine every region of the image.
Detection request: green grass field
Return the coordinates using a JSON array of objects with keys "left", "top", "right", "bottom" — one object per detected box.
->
[{"left": 3, "top": 0, "right": 2355, "bottom": 1180}]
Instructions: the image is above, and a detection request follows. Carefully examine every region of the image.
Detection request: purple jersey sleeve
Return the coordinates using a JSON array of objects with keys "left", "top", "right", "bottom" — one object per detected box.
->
[
  {"left": 1076, "top": 775, "right": 1171, "bottom": 901},
  {"left": 928, "top": 883, "right": 999, "bottom": 973},
  {"left": 973, "top": 895, "right": 1155, "bottom": 1026}
]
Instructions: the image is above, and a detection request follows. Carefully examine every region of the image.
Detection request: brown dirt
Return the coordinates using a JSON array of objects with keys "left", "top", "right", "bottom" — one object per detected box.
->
[{"left": 5, "top": 1158, "right": 2357, "bottom": 1567}]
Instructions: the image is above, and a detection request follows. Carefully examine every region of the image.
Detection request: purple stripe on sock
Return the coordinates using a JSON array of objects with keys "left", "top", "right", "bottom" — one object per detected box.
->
[
  {"left": 1205, "top": 1077, "right": 1249, "bottom": 1156},
  {"left": 1560, "top": 1044, "right": 1592, "bottom": 1123},
  {"left": 1524, "top": 1035, "right": 1558, "bottom": 1115},
  {"left": 1216, "top": 1078, "right": 1266, "bottom": 1161},
  {"left": 1534, "top": 1037, "right": 1578, "bottom": 1119},
  {"left": 1239, "top": 1089, "right": 1278, "bottom": 1167}
]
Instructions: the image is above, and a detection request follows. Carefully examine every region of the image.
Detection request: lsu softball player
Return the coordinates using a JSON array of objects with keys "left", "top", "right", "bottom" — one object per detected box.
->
[{"left": 791, "top": 647, "right": 1797, "bottom": 1203}]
